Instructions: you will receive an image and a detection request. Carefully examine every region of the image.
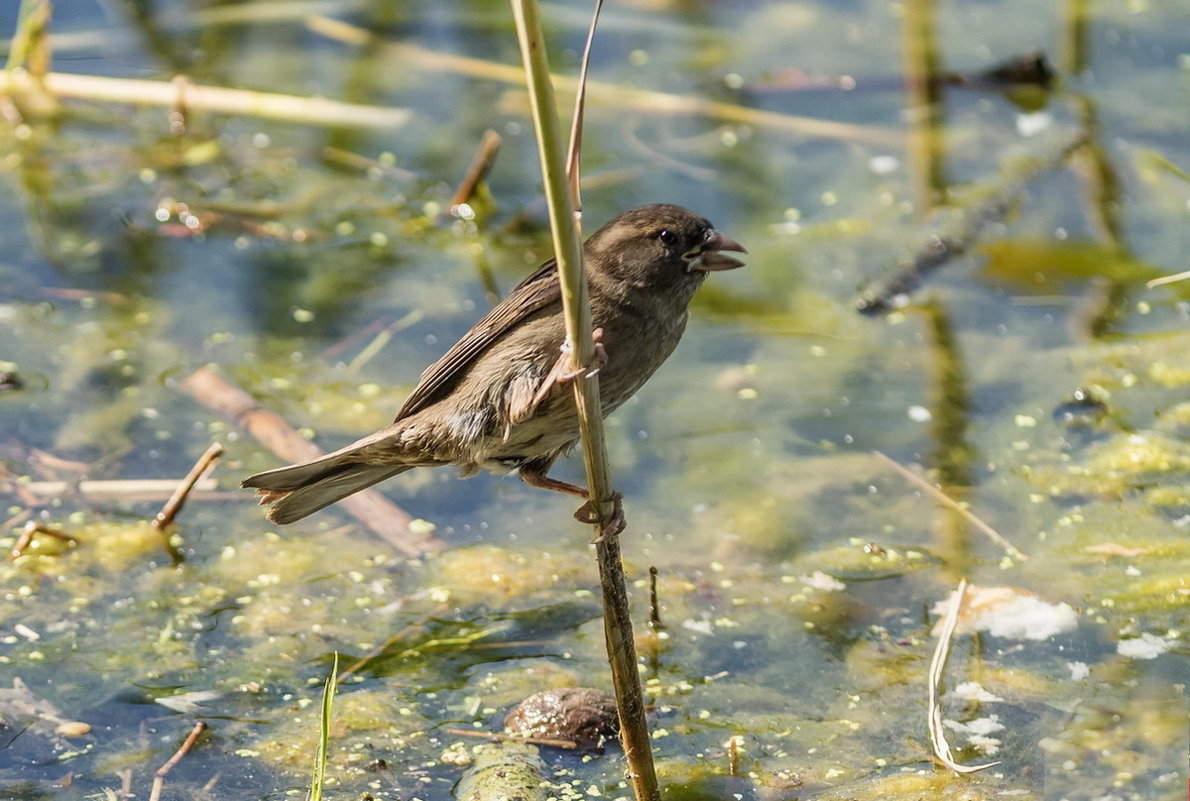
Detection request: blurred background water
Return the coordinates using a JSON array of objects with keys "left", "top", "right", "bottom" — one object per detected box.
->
[{"left": 1, "top": 1, "right": 1187, "bottom": 799}]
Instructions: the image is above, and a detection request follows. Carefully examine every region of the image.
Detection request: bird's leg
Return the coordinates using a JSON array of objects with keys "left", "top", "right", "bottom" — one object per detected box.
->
[
  {"left": 526, "top": 327, "right": 609, "bottom": 413},
  {"left": 518, "top": 462, "right": 588, "bottom": 498},
  {"left": 519, "top": 461, "right": 625, "bottom": 542}
]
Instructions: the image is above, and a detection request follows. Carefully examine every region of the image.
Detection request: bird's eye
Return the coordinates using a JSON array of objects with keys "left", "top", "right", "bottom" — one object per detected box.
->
[{"left": 658, "top": 229, "right": 676, "bottom": 245}]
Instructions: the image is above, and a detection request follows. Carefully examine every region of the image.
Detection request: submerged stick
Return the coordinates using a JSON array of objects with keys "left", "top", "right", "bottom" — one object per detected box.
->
[
  {"left": 179, "top": 367, "right": 444, "bottom": 556},
  {"left": 344, "top": 310, "right": 425, "bottom": 375},
  {"left": 11, "top": 520, "right": 77, "bottom": 559},
  {"left": 148, "top": 721, "right": 208, "bottom": 801},
  {"left": 449, "top": 129, "right": 503, "bottom": 214},
  {"left": 872, "top": 450, "right": 1026, "bottom": 561},
  {"left": 334, "top": 605, "right": 447, "bottom": 683}
]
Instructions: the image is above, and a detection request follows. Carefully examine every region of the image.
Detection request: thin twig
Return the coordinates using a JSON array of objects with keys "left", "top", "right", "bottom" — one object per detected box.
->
[
  {"left": 152, "top": 443, "right": 224, "bottom": 531},
  {"left": 872, "top": 450, "right": 1026, "bottom": 561},
  {"left": 344, "top": 310, "right": 425, "bottom": 374},
  {"left": 116, "top": 768, "right": 133, "bottom": 801},
  {"left": 148, "top": 721, "right": 208, "bottom": 801},
  {"left": 2, "top": 508, "right": 34, "bottom": 532},
  {"left": 320, "top": 145, "right": 419, "bottom": 181},
  {"left": 179, "top": 367, "right": 444, "bottom": 556},
  {"left": 856, "top": 137, "right": 1085, "bottom": 314},
  {"left": 444, "top": 728, "right": 578, "bottom": 749},
  {"left": 648, "top": 566, "right": 663, "bottom": 630},
  {"left": 564, "top": 0, "right": 603, "bottom": 211},
  {"left": 449, "top": 129, "right": 503, "bottom": 214},
  {"left": 927, "top": 579, "right": 999, "bottom": 773},
  {"left": 621, "top": 121, "right": 719, "bottom": 182},
  {"left": 11, "top": 520, "right": 78, "bottom": 559},
  {"left": 335, "top": 606, "right": 447, "bottom": 683},
  {"left": 643, "top": 565, "right": 664, "bottom": 677},
  {"left": 15, "top": 478, "right": 222, "bottom": 502},
  {"left": 1146, "top": 269, "right": 1190, "bottom": 288},
  {"left": 320, "top": 315, "right": 395, "bottom": 362}
]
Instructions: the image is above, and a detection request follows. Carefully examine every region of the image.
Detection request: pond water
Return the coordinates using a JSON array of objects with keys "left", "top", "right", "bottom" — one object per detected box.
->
[{"left": 2, "top": 1, "right": 1188, "bottom": 800}]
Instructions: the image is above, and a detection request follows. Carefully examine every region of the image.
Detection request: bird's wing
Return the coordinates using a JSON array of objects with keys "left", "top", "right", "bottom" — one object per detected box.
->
[{"left": 394, "top": 258, "right": 562, "bottom": 420}]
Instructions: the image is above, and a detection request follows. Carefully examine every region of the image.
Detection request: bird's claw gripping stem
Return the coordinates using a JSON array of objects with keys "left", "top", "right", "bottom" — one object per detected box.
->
[
  {"left": 558, "top": 327, "right": 608, "bottom": 381},
  {"left": 574, "top": 491, "right": 625, "bottom": 543}
]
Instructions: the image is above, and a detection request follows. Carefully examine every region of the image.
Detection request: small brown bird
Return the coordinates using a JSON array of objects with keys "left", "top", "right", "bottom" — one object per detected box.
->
[{"left": 242, "top": 203, "right": 745, "bottom": 532}]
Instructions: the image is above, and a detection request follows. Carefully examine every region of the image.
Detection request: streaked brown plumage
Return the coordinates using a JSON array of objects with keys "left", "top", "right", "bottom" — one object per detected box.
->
[{"left": 242, "top": 203, "right": 746, "bottom": 526}]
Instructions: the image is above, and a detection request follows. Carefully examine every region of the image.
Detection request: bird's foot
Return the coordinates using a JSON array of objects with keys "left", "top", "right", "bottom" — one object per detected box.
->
[
  {"left": 526, "top": 328, "right": 609, "bottom": 414},
  {"left": 573, "top": 491, "right": 625, "bottom": 543},
  {"left": 557, "top": 327, "right": 608, "bottom": 381}
]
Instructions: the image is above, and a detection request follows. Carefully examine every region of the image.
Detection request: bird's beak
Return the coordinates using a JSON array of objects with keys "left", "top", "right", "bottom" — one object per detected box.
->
[{"left": 688, "top": 229, "right": 748, "bottom": 272}]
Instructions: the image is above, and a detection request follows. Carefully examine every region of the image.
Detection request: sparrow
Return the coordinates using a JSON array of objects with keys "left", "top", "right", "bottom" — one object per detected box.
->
[{"left": 242, "top": 203, "right": 746, "bottom": 535}]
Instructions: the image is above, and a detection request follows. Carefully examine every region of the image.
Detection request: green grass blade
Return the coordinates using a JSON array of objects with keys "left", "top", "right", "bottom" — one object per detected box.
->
[{"left": 308, "top": 653, "right": 338, "bottom": 801}]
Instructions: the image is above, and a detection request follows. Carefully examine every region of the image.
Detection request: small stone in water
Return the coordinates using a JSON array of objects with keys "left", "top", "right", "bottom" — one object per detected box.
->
[
  {"left": 56, "top": 721, "right": 92, "bottom": 737},
  {"left": 503, "top": 687, "right": 619, "bottom": 751}
]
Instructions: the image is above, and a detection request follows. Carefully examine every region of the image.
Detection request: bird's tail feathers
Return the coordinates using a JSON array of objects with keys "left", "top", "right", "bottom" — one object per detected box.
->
[{"left": 242, "top": 451, "right": 409, "bottom": 524}]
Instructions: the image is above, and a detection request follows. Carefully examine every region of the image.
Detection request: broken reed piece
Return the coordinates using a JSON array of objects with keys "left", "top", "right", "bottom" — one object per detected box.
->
[
  {"left": 448, "top": 129, "right": 502, "bottom": 214},
  {"left": 148, "top": 721, "right": 208, "bottom": 801},
  {"left": 334, "top": 604, "right": 448, "bottom": 683},
  {"left": 641, "top": 565, "right": 665, "bottom": 673},
  {"left": 872, "top": 450, "right": 1026, "bottom": 561},
  {"left": 647, "top": 565, "right": 663, "bottom": 630},
  {"left": 444, "top": 728, "right": 578, "bottom": 750},
  {"left": 306, "top": 15, "right": 901, "bottom": 147},
  {"left": 18, "top": 478, "right": 222, "bottom": 503},
  {"left": 0, "top": 69, "right": 413, "bottom": 129},
  {"left": 152, "top": 443, "right": 224, "bottom": 531},
  {"left": 11, "top": 520, "right": 78, "bottom": 559},
  {"left": 1146, "top": 269, "right": 1190, "bottom": 288},
  {"left": 1, "top": 509, "right": 33, "bottom": 533},
  {"left": 168, "top": 74, "right": 190, "bottom": 136},
  {"left": 178, "top": 366, "right": 444, "bottom": 556},
  {"left": 150, "top": 442, "right": 225, "bottom": 564}
]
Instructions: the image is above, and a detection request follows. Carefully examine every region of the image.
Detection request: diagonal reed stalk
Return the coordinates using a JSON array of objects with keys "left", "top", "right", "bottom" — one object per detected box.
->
[{"left": 509, "top": 2, "right": 658, "bottom": 800}]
